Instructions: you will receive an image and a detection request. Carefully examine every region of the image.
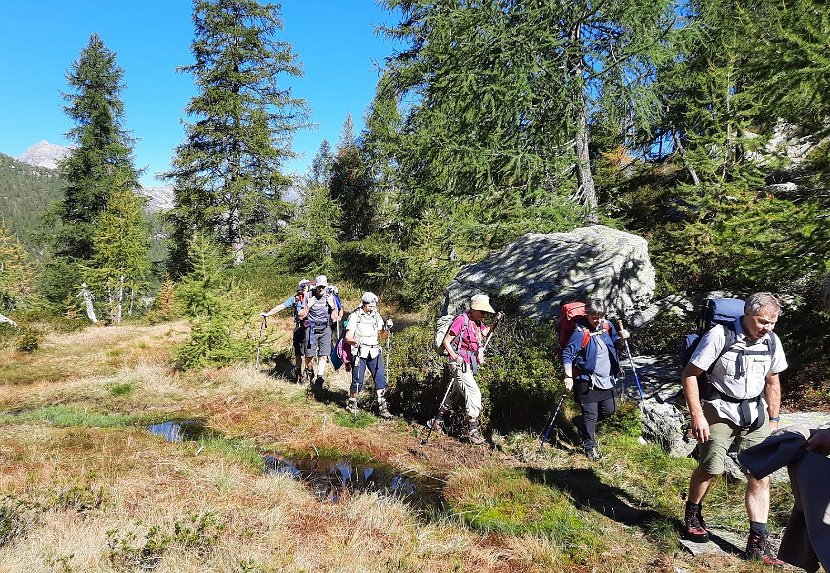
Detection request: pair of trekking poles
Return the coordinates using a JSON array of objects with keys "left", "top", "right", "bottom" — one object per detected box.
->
[
  {"left": 351, "top": 318, "right": 394, "bottom": 421},
  {"left": 421, "top": 311, "right": 504, "bottom": 446},
  {"left": 537, "top": 319, "right": 644, "bottom": 454}
]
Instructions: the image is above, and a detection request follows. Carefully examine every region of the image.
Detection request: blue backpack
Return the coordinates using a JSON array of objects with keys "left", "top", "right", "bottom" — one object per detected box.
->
[{"left": 681, "top": 297, "right": 745, "bottom": 394}]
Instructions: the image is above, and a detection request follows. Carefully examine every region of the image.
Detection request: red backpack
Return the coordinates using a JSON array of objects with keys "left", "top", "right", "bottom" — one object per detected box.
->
[{"left": 556, "top": 302, "right": 611, "bottom": 358}]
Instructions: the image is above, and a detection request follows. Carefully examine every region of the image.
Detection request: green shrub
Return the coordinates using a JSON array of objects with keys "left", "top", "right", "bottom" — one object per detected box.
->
[
  {"left": 15, "top": 326, "right": 42, "bottom": 352},
  {"left": 385, "top": 307, "right": 562, "bottom": 433}
]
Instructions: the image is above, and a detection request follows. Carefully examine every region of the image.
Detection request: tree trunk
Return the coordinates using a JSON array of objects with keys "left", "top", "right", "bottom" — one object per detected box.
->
[
  {"left": 78, "top": 283, "right": 98, "bottom": 323},
  {"left": 568, "top": 20, "right": 598, "bottom": 223},
  {"left": 115, "top": 273, "right": 124, "bottom": 324},
  {"left": 672, "top": 131, "right": 701, "bottom": 186}
]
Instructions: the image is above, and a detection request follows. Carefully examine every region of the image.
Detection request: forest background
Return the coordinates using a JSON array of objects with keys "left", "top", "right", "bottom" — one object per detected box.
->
[{"left": 1, "top": 0, "right": 829, "bottom": 405}]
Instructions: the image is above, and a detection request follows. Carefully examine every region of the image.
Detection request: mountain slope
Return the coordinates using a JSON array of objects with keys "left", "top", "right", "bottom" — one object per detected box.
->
[{"left": 0, "top": 152, "right": 64, "bottom": 251}]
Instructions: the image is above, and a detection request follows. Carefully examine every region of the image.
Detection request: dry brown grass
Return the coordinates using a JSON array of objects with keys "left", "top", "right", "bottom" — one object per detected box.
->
[{"left": 0, "top": 321, "right": 782, "bottom": 573}]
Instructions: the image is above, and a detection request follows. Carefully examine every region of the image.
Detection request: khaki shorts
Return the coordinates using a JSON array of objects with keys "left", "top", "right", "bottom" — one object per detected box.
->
[{"left": 697, "top": 401, "right": 770, "bottom": 475}]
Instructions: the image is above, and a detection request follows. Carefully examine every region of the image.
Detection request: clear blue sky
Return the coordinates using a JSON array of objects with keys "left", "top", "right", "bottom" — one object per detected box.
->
[{"left": 0, "top": 1, "right": 398, "bottom": 187}]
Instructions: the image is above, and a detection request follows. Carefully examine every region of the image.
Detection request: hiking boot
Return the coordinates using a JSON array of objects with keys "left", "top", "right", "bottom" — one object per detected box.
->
[
  {"left": 468, "top": 427, "right": 486, "bottom": 445},
  {"left": 377, "top": 402, "right": 393, "bottom": 419},
  {"left": 745, "top": 531, "right": 783, "bottom": 566},
  {"left": 583, "top": 446, "right": 602, "bottom": 461},
  {"left": 468, "top": 419, "right": 486, "bottom": 445},
  {"left": 315, "top": 376, "right": 324, "bottom": 389},
  {"left": 683, "top": 503, "right": 709, "bottom": 543}
]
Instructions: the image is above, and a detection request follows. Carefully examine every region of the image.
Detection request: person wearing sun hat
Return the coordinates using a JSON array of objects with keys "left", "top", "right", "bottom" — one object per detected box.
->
[
  {"left": 344, "top": 291, "right": 393, "bottom": 418},
  {"left": 297, "top": 274, "right": 339, "bottom": 388},
  {"left": 430, "top": 293, "right": 497, "bottom": 445}
]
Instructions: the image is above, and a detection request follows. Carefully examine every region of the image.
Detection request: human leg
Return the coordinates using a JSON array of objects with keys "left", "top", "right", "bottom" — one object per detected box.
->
[
  {"left": 455, "top": 365, "right": 484, "bottom": 444},
  {"left": 366, "top": 353, "right": 391, "bottom": 418}
]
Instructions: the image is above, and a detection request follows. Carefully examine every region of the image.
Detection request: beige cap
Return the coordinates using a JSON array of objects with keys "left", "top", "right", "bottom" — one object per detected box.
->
[{"left": 470, "top": 294, "right": 495, "bottom": 313}]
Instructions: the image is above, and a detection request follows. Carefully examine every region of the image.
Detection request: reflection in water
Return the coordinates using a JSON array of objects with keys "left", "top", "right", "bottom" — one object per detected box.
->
[
  {"left": 263, "top": 455, "right": 439, "bottom": 506},
  {"left": 146, "top": 420, "right": 207, "bottom": 442}
]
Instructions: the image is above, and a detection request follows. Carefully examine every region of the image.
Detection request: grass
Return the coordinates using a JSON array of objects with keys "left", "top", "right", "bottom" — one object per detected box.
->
[{"left": 0, "top": 318, "right": 800, "bottom": 572}]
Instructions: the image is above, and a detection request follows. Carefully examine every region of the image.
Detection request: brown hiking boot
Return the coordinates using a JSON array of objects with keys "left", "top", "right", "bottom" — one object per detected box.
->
[
  {"left": 745, "top": 531, "right": 783, "bottom": 566},
  {"left": 468, "top": 419, "right": 486, "bottom": 445},
  {"left": 683, "top": 503, "right": 709, "bottom": 543}
]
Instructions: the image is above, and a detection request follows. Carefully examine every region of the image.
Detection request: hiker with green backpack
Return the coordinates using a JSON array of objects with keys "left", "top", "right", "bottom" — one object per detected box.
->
[
  {"left": 428, "top": 294, "right": 498, "bottom": 445},
  {"left": 680, "top": 292, "right": 787, "bottom": 566},
  {"left": 560, "top": 298, "right": 630, "bottom": 461}
]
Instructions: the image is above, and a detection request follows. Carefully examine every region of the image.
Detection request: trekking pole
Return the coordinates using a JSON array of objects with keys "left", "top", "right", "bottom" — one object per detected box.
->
[
  {"left": 385, "top": 318, "right": 393, "bottom": 383},
  {"left": 421, "top": 376, "right": 454, "bottom": 446},
  {"left": 617, "top": 320, "right": 644, "bottom": 401},
  {"left": 481, "top": 311, "right": 504, "bottom": 354},
  {"left": 255, "top": 316, "right": 267, "bottom": 370},
  {"left": 538, "top": 391, "right": 568, "bottom": 454}
]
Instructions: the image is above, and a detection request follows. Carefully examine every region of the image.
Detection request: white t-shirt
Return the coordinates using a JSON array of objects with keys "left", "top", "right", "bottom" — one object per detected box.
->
[
  {"left": 690, "top": 320, "right": 787, "bottom": 425},
  {"left": 346, "top": 309, "right": 384, "bottom": 359}
]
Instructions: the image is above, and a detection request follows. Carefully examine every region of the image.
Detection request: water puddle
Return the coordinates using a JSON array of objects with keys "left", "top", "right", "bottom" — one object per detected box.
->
[
  {"left": 263, "top": 454, "right": 444, "bottom": 507},
  {"left": 146, "top": 419, "right": 210, "bottom": 442}
]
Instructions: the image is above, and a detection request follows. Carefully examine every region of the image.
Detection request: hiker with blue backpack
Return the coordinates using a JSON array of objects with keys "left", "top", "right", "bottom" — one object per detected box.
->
[
  {"left": 297, "top": 275, "right": 339, "bottom": 388},
  {"left": 261, "top": 278, "right": 312, "bottom": 381},
  {"left": 560, "top": 299, "right": 630, "bottom": 461},
  {"left": 428, "top": 294, "right": 499, "bottom": 445},
  {"left": 344, "top": 292, "right": 393, "bottom": 419},
  {"left": 680, "top": 292, "right": 787, "bottom": 566}
]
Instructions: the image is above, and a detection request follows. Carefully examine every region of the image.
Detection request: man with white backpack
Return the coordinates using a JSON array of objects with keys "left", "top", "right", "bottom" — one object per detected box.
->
[{"left": 344, "top": 292, "right": 393, "bottom": 418}]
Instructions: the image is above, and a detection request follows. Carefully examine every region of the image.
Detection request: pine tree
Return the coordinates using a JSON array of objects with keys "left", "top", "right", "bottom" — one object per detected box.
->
[
  {"left": 56, "top": 34, "right": 139, "bottom": 261},
  {"left": 308, "top": 139, "right": 334, "bottom": 187},
  {"left": 166, "top": 0, "right": 309, "bottom": 269},
  {"left": 329, "top": 115, "right": 376, "bottom": 242}
]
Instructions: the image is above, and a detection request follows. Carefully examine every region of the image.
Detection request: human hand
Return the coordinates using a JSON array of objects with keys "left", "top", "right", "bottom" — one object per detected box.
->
[
  {"left": 806, "top": 428, "right": 830, "bottom": 456},
  {"left": 690, "top": 413, "right": 710, "bottom": 443},
  {"left": 564, "top": 376, "right": 574, "bottom": 391},
  {"left": 619, "top": 329, "right": 630, "bottom": 340}
]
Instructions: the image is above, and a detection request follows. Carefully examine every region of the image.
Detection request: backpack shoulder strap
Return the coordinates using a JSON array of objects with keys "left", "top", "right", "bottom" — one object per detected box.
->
[{"left": 707, "top": 321, "right": 738, "bottom": 373}]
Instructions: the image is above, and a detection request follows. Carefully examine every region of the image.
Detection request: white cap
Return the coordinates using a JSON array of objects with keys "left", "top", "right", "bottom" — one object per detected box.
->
[
  {"left": 361, "top": 292, "right": 378, "bottom": 305},
  {"left": 298, "top": 278, "right": 310, "bottom": 291},
  {"left": 314, "top": 275, "right": 328, "bottom": 288},
  {"left": 470, "top": 293, "right": 495, "bottom": 313}
]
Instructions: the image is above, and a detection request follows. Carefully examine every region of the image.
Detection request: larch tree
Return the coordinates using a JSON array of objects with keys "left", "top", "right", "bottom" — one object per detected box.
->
[{"left": 166, "top": 0, "right": 309, "bottom": 269}]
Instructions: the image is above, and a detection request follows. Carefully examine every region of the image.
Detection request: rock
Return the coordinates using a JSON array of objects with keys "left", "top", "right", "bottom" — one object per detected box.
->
[{"left": 442, "top": 225, "right": 655, "bottom": 325}]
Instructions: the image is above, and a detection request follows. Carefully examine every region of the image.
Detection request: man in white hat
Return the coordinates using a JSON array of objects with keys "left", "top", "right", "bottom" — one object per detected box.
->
[
  {"left": 430, "top": 293, "right": 497, "bottom": 444},
  {"left": 260, "top": 278, "right": 311, "bottom": 381},
  {"left": 344, "top": 292, "right": 393, "bottom": 418},
  {"left": 297, "top": 275, "right": 339, "bottom": 387}
]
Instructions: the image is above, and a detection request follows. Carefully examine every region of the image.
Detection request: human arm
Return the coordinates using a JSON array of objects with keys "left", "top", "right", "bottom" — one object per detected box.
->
[
  {"left": 262, "top": 296, "right": 295, "bottom": 318},
  {"left": 328, "top": 295, "right": 339, "bottom": 322},
  {"left": 344, "top": 322, "right": 358, "bottom": 346},
  {"left": 561, "top": 328, "right": 586, "bottom": 391},
  {"left": 764, "top": 372, "right": 781, "bottom": 431},
  {"left": 682, "top": 362, "right": 710, "bottom": 443},
  {"left": 443, "top": 330, "right": 461, "bottom": 362}
]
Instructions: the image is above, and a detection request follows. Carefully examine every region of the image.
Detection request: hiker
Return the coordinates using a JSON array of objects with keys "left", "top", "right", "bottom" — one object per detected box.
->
[
  {"left": 343, "top": 292, "right": 392, "bottom": 419},
  {"left": 681, "top": 292, "right": 787, "bottom": 566},
  {"left": 561, "top": 299, "right": 629, "bottom": 461},
  {"left": 297, "top": 275, "right": 339, "bottom": 388},
  {"left": 261, "top": 278, "right": 311, "bottom": 381},
  {"left": 429, "top": 293, "right": 497, "bottom": 445}
]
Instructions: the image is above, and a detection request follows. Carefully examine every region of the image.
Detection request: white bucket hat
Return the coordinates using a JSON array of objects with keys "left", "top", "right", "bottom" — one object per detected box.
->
[
  {"left": 314, "top": 275, "right": 328, "bottom": 288},
  {"left": 470, "top": 293, "right": 496, "bottom": 313}
]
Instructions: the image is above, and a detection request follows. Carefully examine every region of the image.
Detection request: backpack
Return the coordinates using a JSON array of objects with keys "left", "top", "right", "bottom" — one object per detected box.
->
[
  {"left": 434, "top": 313, "right": 469, "bottom": 355},
  {"left": 556, "top": 302, "right": 611, "bottom": 358},
  {"left": 680, "top": 297, "right": 745, "bottom": 396}
]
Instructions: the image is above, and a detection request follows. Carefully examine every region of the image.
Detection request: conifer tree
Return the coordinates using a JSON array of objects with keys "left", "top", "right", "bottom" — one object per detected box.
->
[
  {"left": 166, "top": 0, "right": 309, "bottom": 269},
  {"left": 0, "top": 225, "right": 34, "bottom": 312},
  {"left": 308, "top": 139, "right": 334, "bottom": 187},
  {"left": 56, "top": 34, "right": 139, "bottom": 261},
  {"left": 90, "top": 179, "right": 152, "bottom": 323},
  {"left": 329, "top": 115, "right": 375, "bottom": 242}
]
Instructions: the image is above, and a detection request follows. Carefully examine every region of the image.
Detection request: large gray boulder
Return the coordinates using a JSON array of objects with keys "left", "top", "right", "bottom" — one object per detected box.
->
[{"left": 442, "top": 225, "right": 655, "bottom": 325}]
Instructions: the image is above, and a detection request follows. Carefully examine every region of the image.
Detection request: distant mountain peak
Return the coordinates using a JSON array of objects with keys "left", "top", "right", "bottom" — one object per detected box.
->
[{"left": 16, "top": 141, "right": 72, "bottom": 170}]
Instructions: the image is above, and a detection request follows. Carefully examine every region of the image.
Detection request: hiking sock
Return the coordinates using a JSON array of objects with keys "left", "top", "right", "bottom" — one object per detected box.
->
[
  {"left": 749, "top": 522, "right": 768, "bottom": 538},
  {"left": 316, "top": 356, "right": 327, "bottom": 377}
]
